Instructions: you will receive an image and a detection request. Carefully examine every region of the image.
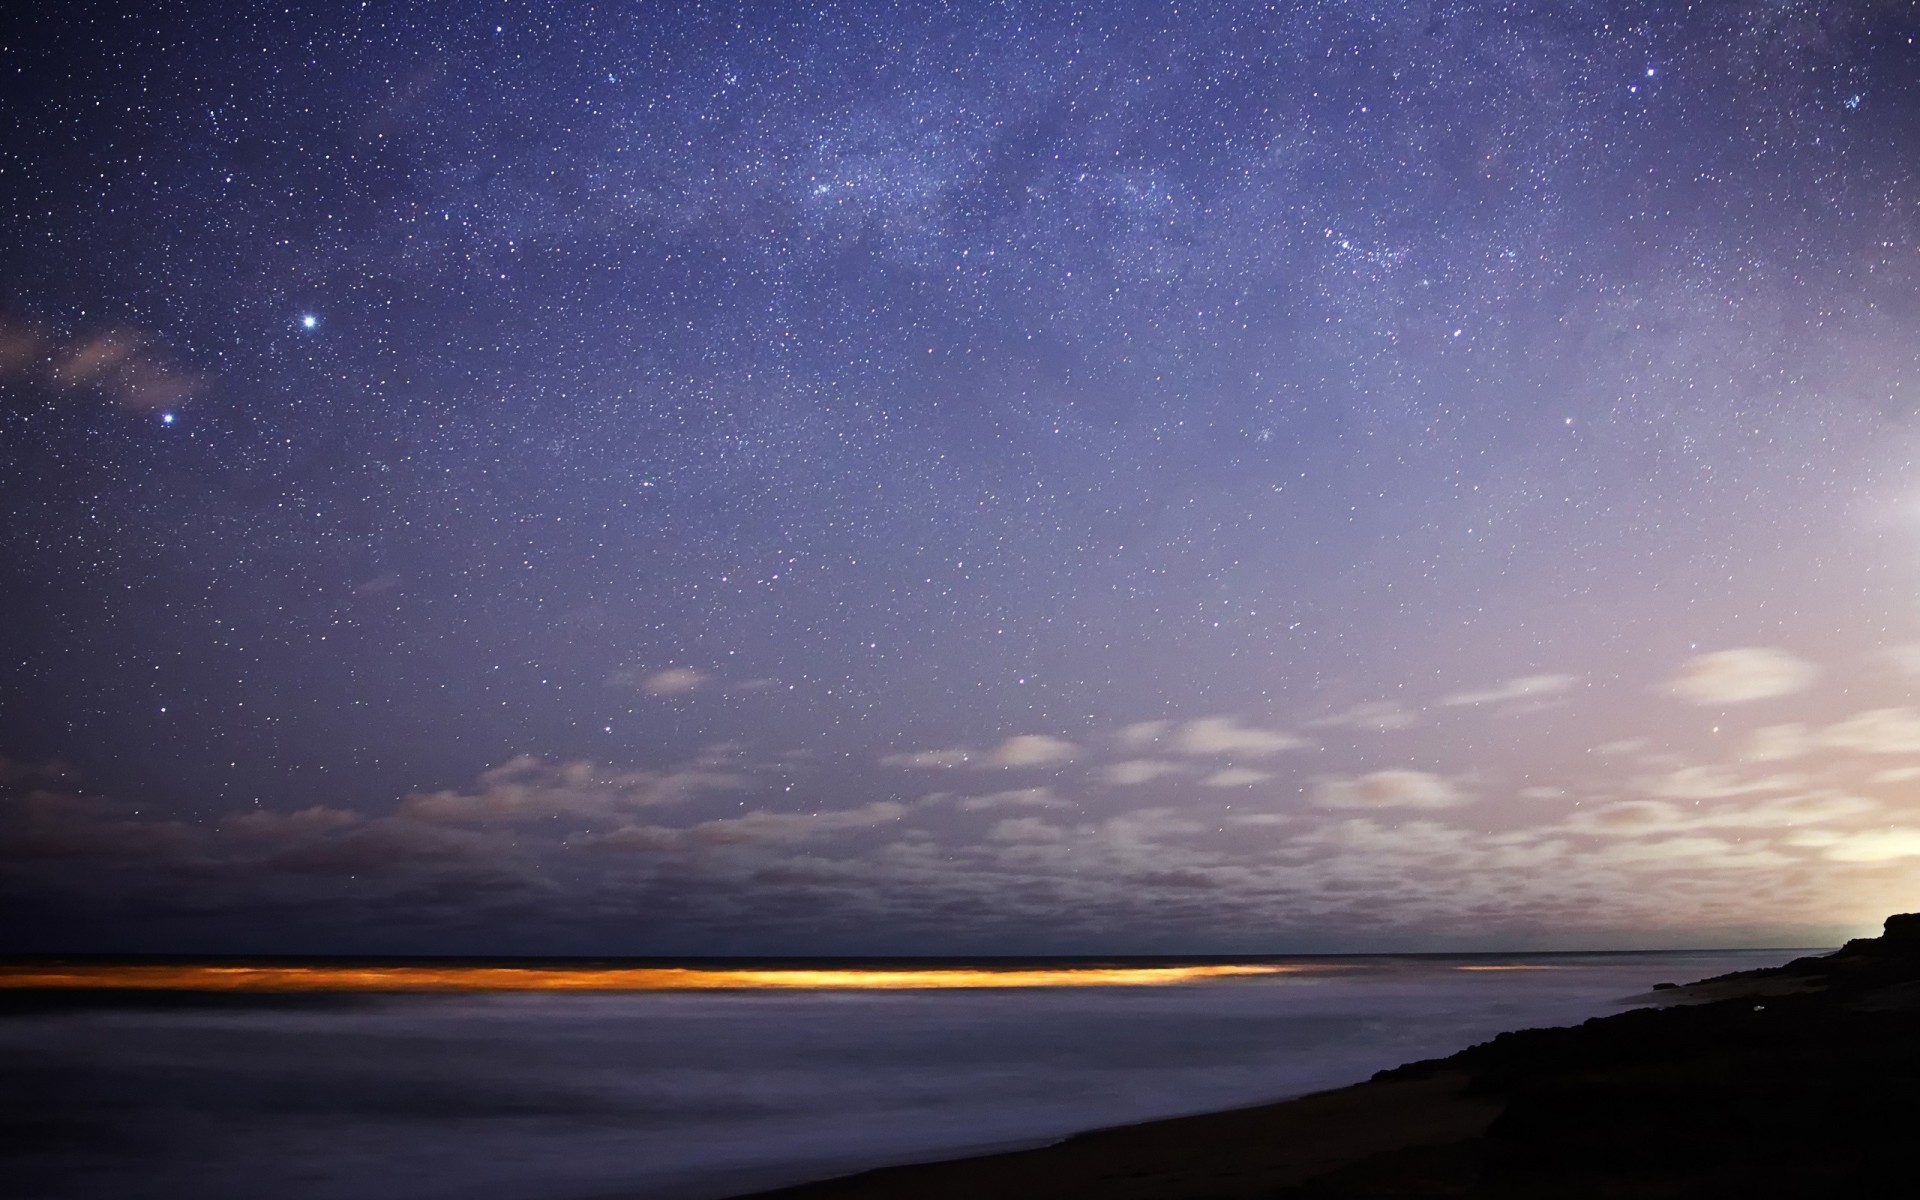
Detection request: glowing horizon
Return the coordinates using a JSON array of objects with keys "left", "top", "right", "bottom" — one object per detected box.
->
[{"left": 0, "top": 962, "right": 1348, "bottom": 993}]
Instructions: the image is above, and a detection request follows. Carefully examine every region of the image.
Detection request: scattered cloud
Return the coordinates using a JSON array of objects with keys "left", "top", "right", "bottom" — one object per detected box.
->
[
  {"left": 1308, "top": 701, "right": 1419, "bottom": 732},
  {"left": 987, "top": 816, "right": 1068, "bottom": 844},
  {"left": 583, "top": 801, "right": 907, "bottom": 852},
  {"left": 603, "top": 665, "right": 713, "bottom": 695},
  {"left": 958, "top": 787, "right": 1068, "bottom": 811},
  {"left": 1568, "top": 792, "right": 1876, "bottom": 836},
  {"left": 1647, "top": 766, "right": 1799, "bottom": 801},
  {"left": 643, "top": 667, "right": 709, "bottom": 696},
  {"left": 220, "top": 805, "right": 363, "bottom": 841},
  {"left": 881, "top": 747, "right": 972, "bottom": 769},
  {"left": 1820, "top": 707, "right": 1920, "bottom": 755},
  {"left": 1596, "top": 836, "right": 1790, "bottom": 871},
  {"left": 1739, "top": 723, "right": 1810, "bottom": 763},
  {"left": 399, "top": 755, "right": 742, "bottom": 824},
  {"left": 988, "top": 734, "right": 1078, "bottom": 768},
  {"left": 1591, "top": 738, "right": 1649, "bottom": 756},
  {"left": 0, "top": 317, "right": 203, "bottom": 412},
  {"left": 1802, "top": 828, "right": 1920, "bottom": 863},
  {"left": 0, "top": 757, "right": 76, "bottom": 787},
  {"left": 1171, "top": 717, "right": 1306, "bottom": 758},
  {"left": 882, "top": 733, "right": 1077, "bottom": 770},
  {"left": 1727, "top": 792, "right": 1879, "bottom": 827},
  {"left": 1311, "top": 770, "right": 1466, "bottom": 810},
  {"left": 1202, "top": 767, "right": 1272, "bottom": 787},
  {"left": 1104, "top": 759, "right": 1184, "bottom": 786},
  {"left": 1566, "top": 800, "right": 1688, "bottom": 835},
  {"left": 1665, "top": 647, "right": 1817, "bottom": 706},
  {"left": 1114, "top": 720, "right": 1172, "bottom": 748},
  {"left": 1440, "top": 673, "right": 1578, "bottom": 709}
]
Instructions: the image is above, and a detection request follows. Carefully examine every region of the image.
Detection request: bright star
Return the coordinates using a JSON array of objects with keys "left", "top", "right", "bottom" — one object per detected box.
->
[
  {"left": 301, "top": 314, "right": 318, "bottom": 330},
  {"left": 160, "top": 412, "right": 176, "bottom": 425}
]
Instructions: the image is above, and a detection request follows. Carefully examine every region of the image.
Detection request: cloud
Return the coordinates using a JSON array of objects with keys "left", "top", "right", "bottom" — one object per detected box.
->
[
  {"left": 1596, "top": 837, "right": 1790, "bottom": 871},
  {"left": 643, "top": 667, "right": 709, "bottom": 696},
  {"left": 1202, "top": 767, "right": 1272, "bottom": 787},
  {"left": 880, "top": 747, "right": 973, "bottom": 769},
  {"left": 1665, "top": 647, "right": 1817, "bottom": 706},
  {"left": 1647, "top": 766, "right": 1799, "bottom": 801},
  {"left": 399, "top": 755, "right": 739, "bottom": 824},
  {"left": 583, "top": 801, "right": 907, "bottom": 852},
  {"left": 1311, "top": 770, "right": 1466, "bottom": 810},
  {"left": 1723, "top": 792, "right": 1879, "bottom": 827},
  {"left": 1308, "top": 701, "right": 1419, "bottom": 731},
  {"left": 1566, "top": 800, "right": 1688, "bottom": 835},
  {"left": 1440, "top": 673, "right": 1578, "bottom": 708},
  {"left": 1820, "top": 707, "right": 1920, "bottom": 755},
  {"left": 1739, "top": 723, "right": 1811, "bottom": 763},
  {"left": 987, "top": 734, "right": 1078, "bottom": 768},
  {"left": 1171, "top": 717, "right": 1306, "bottom": 758},
  {"left": 987, "top": 816, "right": 1068, "bottom": 844},
  {"left": 958, "top": 787, "right": 1068, "bottom": 811},
  {"left": 0, "top": 789, "right": 201, "bottom": 863},
  {"left": 1568, "top": 792, "right": 1876, "bottom": 837},
  {"left": 1114, "top": 720, "right": 1172, "bottom": 748},
  {"left": 219, "top": 805, "right": 363, "bottom": 841},
  {"left": 882, "top": 734, "right": 1078, "bottom": 770},
  {"left": 0, "top": 757, "right": 76, "bottom": 787},
  {"left": 1104, "top": 759, "right": 1184, "bottom": 786},
  {"left": 1803, "top": 828, "right": 1920, "bottom": 863},
  {"left": 1591, "top": 738, "right": 1649, "bottom": 756},
  {"left": 0, "top": 318, "right": 204, "bottom": 412},
  {"left": 1886, "top": 644, "right": 1920, "bottom": 676}
]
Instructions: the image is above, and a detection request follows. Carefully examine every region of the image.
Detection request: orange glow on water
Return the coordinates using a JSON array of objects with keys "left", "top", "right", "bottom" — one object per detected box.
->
[{"left": 0, "top": 962, "right": 1328, "bottom": 993}]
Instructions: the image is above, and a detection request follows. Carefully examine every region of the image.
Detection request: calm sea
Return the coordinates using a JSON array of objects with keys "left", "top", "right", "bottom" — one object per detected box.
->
[{"left": 3, "top": 950, "right": 1793, "bottom": 1200}]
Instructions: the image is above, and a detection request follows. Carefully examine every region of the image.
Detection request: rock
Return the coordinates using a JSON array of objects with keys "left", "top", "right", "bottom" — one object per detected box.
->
[{"left": 1880, "top": 911, "right": 1920, "bottom": 946}]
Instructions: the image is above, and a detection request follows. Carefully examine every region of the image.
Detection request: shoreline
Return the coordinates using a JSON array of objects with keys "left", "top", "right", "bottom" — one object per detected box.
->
[{"left": 733, "top": 914, "right": 1920, "bottom": 1198}]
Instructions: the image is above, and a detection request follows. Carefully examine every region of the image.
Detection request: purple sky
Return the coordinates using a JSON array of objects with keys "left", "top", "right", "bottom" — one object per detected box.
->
[{"left": 4, "top": 0, "right": 1918, "bottom": 953}]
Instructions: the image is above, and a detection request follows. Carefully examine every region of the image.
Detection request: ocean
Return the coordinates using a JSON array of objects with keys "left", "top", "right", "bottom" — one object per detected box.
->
[{"left": 2, "top": 950, "right": 1793, "bottom": 1200}]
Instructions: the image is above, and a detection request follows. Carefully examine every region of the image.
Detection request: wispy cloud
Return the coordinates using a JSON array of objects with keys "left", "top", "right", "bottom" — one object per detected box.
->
[
  {"left": 958, "top": 787, "right": 1068, "bottom": 811},
  {"left": 1310, "top": 769, "right": 1466, "bottom": 809},
  {"left": 1202, "top": 767, "right": 1272, "bottom": 787},
  {"left": 988, "top": 734, "right": 1078, "bottom": 767},
  {"left": 399, "top": 754, "right": 741, "bottom": 823},
  {"left": 1440, "top": 673, "right": 1578, "bottom": 709},
  {"left": 0, "top": 317, "right": 205, "bottom": 413},
  {"left": 882, "top": 734, "right": 1078, "bottom": 770},
  {"left": 1307, "top": 701, "right": 1419, "bottom": 731},
  {"left": 1170, "top": 717, "right": 1306, "bottom": 758},
  {"left": 1665, "top": 648, "right": 1817, "bottom": 706},
  {"left": 1103, "top": 759, "right": 1184, "bottom": 786},
  {"left": 1820, "top": 707, "right": 1920, "bottom": 755}
]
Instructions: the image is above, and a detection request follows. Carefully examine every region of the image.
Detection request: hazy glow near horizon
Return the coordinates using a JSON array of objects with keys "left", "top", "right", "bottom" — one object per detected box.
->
[{"left": 0, "top": 963, "right": 1338, "bottom": 992}]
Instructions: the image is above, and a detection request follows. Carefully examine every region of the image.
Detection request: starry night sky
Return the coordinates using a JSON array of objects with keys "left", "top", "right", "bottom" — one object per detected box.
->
[{"left": 3, "top": 0, "right": 1919, "bottom": 954}]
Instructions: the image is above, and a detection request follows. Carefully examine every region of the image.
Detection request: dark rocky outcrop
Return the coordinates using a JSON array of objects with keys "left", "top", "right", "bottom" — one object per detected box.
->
[{"left": 1283, "top": 913, "right": 1920, "bottom": 1197}]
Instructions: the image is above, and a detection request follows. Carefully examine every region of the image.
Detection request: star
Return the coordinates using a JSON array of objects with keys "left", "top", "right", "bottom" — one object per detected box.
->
[{"left": 300, "top": 314, "right": 318, "bottom": 330}]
